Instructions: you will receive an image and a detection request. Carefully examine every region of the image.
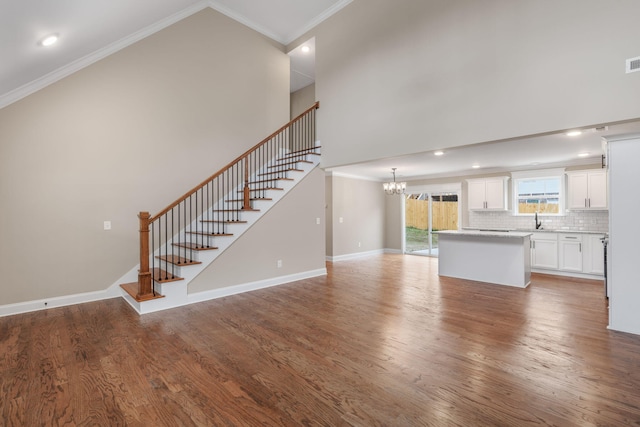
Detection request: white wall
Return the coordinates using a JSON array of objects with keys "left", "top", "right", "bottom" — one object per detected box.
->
[
  {"left": 0, "top": 9, "right": 290, "bottom": 306},
  {"left": 289, "top": 0, "right": 640, "bottom": 169},
  {"left": 607, "top": 134, "right": 640, "bottom": 335}
]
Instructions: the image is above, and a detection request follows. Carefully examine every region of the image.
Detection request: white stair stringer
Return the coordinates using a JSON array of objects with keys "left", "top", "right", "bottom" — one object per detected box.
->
[{"left": 116, "top": 146, "right": 321, "bottom": 314}]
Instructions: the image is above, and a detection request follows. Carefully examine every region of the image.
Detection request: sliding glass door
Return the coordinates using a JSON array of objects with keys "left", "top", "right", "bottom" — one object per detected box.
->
[{"left": 405, "top": 192, "right": 459, "bottom": 256}]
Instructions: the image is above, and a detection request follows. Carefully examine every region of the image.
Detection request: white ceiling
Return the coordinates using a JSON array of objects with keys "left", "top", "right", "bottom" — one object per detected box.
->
[
  {"left": 0, "top": 0, "right": 345, "bottom": 108},
  {"left": 326, "top": 120, "right": 640, "bottom": 182},
  {"left": 289, "top": 37, "right": 316, "bottom": 93},
  {"left": 3, "top": 0, "right": 639, "bottom": 179}
]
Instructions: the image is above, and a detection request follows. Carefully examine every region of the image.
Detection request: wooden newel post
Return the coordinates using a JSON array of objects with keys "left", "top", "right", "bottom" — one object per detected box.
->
[
  {"left": 242, "top": 157, "right": 251, "bottom": 210},
  {"left": 137, "top": 211, "right": 153, "bottom": 300}
]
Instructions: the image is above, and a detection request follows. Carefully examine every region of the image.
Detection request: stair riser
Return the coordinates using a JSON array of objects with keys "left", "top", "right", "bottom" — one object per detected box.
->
[{"left": 120, "top": 143, "right": 321, "bottom": 313}]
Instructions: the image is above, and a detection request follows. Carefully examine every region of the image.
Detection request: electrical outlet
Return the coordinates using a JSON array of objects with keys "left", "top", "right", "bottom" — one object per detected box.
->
[
  {"left": 277, "top": 260, "right": 282, "bottom": 268},
  {"left": 339, "top": 217, "right": 343, "bottom": 223},
  {"left": 104, "top": 221, "right": 111, "bottom": 230},
  {"left": 358, "top": 242, "right": 361, "bottom": 248},
  {"left": 316, "top": 217, "right": 320, "bottom": 225}
]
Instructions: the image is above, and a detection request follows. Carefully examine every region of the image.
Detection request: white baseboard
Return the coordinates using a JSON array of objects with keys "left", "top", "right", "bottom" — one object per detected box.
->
[
  {"left": 384, "top": 248, "right": 403, "bottom": 254},
  {"left": 326, "top": 248, "right": 403, "bottom": 262},
  {"left": 1, "top": 268, "right": 328, "bottom": 318},
  {"left": 0, "top": 286, "right": 121, "bottom": 318},
  {"left": 607, "top": 323, "right": 640, "bottom": 336},
  {"left": 531, "top": 268, "right": 604, "bottom": 281},
  {"left": 187, "top": 268, "right": 327, "bottom": 306}
]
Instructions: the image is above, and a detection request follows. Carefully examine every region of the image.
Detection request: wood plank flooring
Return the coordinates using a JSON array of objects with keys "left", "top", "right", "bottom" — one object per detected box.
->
[{"left": 2, "top": 254, "right": 640, "bottom": 426}]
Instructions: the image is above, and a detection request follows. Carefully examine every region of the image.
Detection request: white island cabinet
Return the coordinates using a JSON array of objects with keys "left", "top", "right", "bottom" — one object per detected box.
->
[{"left": 437, "top": 230, "right": 531, "bottom": 288}]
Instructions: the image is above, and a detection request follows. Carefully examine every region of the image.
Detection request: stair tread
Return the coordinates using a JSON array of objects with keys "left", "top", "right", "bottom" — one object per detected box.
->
[
  {"left": 247, "top": 178, "right": 293, "bottom": 184},
  {"left": 286, "top": 146, "right": 322, "bottom": 155},
  {"left": 212, "top": 208, "right": 260, "bottom": 212},
  {"left": 186, "top": 231, "right": 233, "bottom": 237},
  {"left": 120, "top": 282, "right": 165, "bottom": 302},
  {"left": 156, "top": 255, "right": 201, "bottom": 266},
  {"left": 225, "top": 198, "right": 272, "bottom": 202},
  {"left": 277, "top": 150, "right": 320, "bottom": 161},
  {"left": 151, "top": 268, "right": 183, "bottom": 283},
  {"left": 200, "top": 219, "right": 248, "bottom": 224},
  {"left": 172, "top": 242, "right": 219, "bottom": 251},
  {"left": 258, "top": 169, "right": 302, "bottom": 176},
  {"left": 268, "top": 161, "right": 312, "bottom": 168},
  {"left": 237, "top": 187, "right": 283, "bottom": 192}
]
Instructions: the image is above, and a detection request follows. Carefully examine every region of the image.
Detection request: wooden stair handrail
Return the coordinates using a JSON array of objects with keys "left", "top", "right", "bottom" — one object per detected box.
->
[
  {"left": 133, "top": 102, "right": 319, "bottom": 302},
  {"left": 149, "top": 101, "right": 319, "bottom": 223}
]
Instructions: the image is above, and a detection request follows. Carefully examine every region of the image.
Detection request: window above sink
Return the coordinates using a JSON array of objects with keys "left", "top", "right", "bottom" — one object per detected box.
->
[{"left": 511, "top": 168, "right": 566, "bottom": 217}]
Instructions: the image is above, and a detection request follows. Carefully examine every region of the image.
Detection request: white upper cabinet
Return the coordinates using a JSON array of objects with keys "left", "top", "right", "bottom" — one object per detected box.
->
[
  {"left": 467, "top": 177, "right": 509, "bottom": 210},
  {"left": 566, "top": 170, "right": 608, "bottom": 210}
]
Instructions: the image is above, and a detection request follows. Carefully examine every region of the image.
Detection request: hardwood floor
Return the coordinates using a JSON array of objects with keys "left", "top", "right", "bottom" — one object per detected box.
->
[{"left": 2, "top": 254, "right": 640, "bottom": 426}]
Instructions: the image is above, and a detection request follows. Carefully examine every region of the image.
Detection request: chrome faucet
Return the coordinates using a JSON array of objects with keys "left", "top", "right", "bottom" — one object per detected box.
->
[{"left": 535, "top": 212, "right": 542, "bottom": 229}]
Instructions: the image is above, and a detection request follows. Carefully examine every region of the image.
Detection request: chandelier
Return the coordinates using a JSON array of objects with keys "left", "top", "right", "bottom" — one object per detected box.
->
[{"left": 383, "top": 168, "right": 406, "bottom": 195}]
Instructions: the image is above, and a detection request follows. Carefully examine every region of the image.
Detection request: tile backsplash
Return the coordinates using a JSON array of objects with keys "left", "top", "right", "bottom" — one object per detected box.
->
[{"left": 468, "top": 210, "right": 608, "bottom": 233}]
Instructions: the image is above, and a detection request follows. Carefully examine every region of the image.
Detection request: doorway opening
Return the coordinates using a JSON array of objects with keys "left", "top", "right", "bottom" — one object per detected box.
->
[{"left": 405, "top": 192, "right": 459, "bottom": 256}]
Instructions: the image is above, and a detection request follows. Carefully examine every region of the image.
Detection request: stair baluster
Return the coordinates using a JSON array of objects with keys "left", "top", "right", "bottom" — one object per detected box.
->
[{"left": 131, "top": 102, "right": 319, "bottom": 301}]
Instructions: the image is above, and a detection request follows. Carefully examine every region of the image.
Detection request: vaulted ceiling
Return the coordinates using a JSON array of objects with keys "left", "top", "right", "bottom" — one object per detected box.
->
[
  {"left": 3, "top": 0, "right": 639, "bottom": 180},
  {"left": 0, "top": 0, "right": 347, "bottom": 108}
]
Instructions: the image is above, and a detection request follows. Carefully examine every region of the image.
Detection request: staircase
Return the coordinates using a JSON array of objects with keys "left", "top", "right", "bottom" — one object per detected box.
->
[{"left": 119, "top": 103, "right": 320, "bottom": 314}]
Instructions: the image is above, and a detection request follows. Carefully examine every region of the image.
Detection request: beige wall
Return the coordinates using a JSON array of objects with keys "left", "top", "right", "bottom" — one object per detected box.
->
[
  {"left": 189, "top": 167, "right": 326, "bottom": 292},
  {"left": 325, "top": 173, "right": 334, "bottom": 257},
  {"left": 0, "top": 9, "right": 290, "bottom": 305},
  {"left": 289, "top": 0, "right": 640, "bottom": 169},
  {"left": 384, "top": 195, "right": 403, "bottom": 251},
  {"left": 327, "top": 174, "right": 386, "bottom": 257},
  {"left": 290, "top": 84, "right": 316, "bottom": 119}
]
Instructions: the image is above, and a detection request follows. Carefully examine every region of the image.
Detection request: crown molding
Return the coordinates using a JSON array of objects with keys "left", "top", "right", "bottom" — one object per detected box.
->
[
  {"left": 0, "top": 1, "right": 210, "bottom": 110},
  {"left": 0, "top": 0, "right": 348, "bottom": 110},
  {"left": 207, "top": 0, "right": 284, "bottom": 43},
  {"left": 208, "top": 0, "right": 352, "bottom": 46},
  {"left": 282, "top": 0, "right": 353, "bottom": 45}
]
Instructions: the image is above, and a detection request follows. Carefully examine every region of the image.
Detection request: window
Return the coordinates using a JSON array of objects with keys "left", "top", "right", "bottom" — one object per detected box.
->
[{"left": 512, "top": 169, "right": 565, "bottom": 216}]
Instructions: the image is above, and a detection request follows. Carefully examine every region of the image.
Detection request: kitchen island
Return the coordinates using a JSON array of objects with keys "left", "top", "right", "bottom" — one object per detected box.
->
[{"left": 436, "top": 230, "right": 532, "bottom": 288}]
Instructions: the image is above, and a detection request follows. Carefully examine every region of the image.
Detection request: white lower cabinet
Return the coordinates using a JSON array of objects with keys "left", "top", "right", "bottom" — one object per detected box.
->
[
  {"left": 559, "top": 234, "right": 583, "bottom": 272},
  {"left": 530, "top": 231, "right": 605, "bottom": 277},
  {"left": 531, "top": 233, "right": 558, "bottom": 270},
  {"left": 583, "top": 234, "right": 606, "bottom": 275}
]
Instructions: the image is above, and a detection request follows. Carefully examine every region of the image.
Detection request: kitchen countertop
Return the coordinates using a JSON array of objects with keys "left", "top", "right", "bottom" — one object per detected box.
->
[
  {"left": 437, "top": 230, "right": 532, "bottom": 238},
  {"left": 462, "top": 227, "right": 607, "bottom": 235}
]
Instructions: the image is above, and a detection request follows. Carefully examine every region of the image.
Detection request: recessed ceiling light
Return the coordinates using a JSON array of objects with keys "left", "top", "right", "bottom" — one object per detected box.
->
[
  {"left": 39, "top": 34, "right": 59, "bottom": 47},
  {"left": 578, "top": 152, "right": 590, "bottom": 157},
  {"left": 472, "top": 164, "right": 480, "bottom": 169},
  {"left": 566, "top": 130, "right": 582, "bottom": 137},
  {"left": 434, "top": 151, "right": 444, "bottom": 156},
  {"left": 301, "top": 46, "right": 310, "bottom": 53}
]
